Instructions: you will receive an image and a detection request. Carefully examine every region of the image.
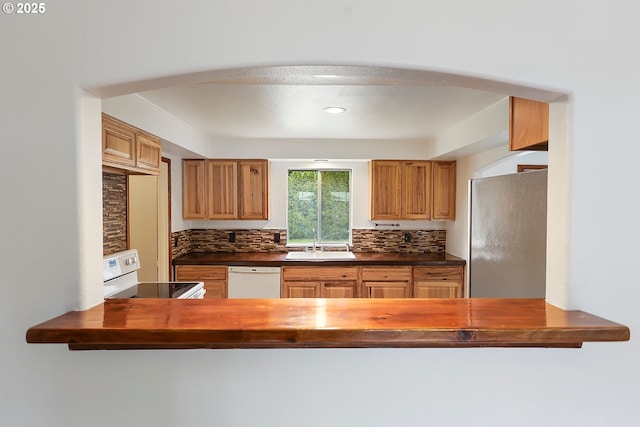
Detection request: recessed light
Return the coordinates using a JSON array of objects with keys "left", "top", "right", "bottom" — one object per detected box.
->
[{"left": 323, "top": 106, "right": 346, "bottom": 114}]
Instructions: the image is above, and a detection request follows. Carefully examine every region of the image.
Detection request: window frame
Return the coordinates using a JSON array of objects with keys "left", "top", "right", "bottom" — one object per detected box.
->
[{"left": 286, "top": 167, "right": 353, "bottom": 248}]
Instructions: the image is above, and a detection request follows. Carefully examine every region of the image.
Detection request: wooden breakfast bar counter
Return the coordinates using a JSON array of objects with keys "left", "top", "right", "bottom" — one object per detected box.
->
[{"left": 26, "top": 298, "right": 629, "bottom": 350}]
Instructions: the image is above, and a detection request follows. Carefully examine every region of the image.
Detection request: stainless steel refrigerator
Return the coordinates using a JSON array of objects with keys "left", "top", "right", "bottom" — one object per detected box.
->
[{"left": 469, "top": 169, "right": 547, "bottom": 298}]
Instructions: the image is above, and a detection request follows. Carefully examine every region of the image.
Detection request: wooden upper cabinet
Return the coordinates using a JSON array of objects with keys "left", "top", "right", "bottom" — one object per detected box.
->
[
  {"left": 206, "top": 160, "right": 238, "bottom": 219},
  {"left": 509, "top": 96, "right": 549, "bottom": 151},
  {"left": 135, "top": 133, "right": 161, "bottom": 172},
  {"left": 102, "top": 114, "right": 161, "bottom": 175},
  {"left": 183, "top": 159, "right": 269, "bottom": 220},
  {"left": 370, "top": 161, "right": 402, "bottom": 219},
  {"left": 371, "top": 160, "right": 455, "bottom": 221},
  {"left": 431, "top": 161, "right": 456, "bottom": 220},
  {"left": 238, "top": 160, "right": 269, "bottom": 220},
  {"left": 182, "top": 159, "right": 206, "bottom": 219},
  {"left": 402, "top": 161, "right": 431, "bottom": 219},
  {"left": 371, "top": 160, "right": 431, "bottom": 220},
  {"left": 102, "top": 116, "right": 136, "bottom": 168}
]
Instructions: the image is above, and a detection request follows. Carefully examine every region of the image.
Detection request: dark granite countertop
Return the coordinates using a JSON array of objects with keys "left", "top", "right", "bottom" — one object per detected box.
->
[{"left": 172, "top": 251, "right": 466, "bottom": 267}]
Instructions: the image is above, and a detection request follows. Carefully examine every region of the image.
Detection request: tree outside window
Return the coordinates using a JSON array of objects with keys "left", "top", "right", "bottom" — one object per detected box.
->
[{"left": 287, "top": 170, "right": 351, "bottom": 245}]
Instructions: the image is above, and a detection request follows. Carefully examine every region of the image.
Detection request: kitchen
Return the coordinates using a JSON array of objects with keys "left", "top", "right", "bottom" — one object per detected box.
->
[
  {"left": 17, "top": 65, "right": 606, "bottom": 349},
  {"left": 30, "top": 75, "right": 627, "bottom": 348},
  {"left": 100, "top": 66, "right": 548, "bottom": 302},
  {"left": 6, "top": 3, "right": 639, "bottom": 426}
]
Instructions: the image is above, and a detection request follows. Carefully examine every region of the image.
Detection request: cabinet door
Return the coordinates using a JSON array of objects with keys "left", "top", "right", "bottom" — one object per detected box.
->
[
  {"left": 431, "top": 161, "right": 456, "bottom": 220},
  {"left": 509, "top": 96, "right": 549, "bottom": 151},
  {"left": 182, "top": 160, "right": 207, "bottom": 219},
  {"left": 361, "top": 266, "right": 411, "bottom": 298},
  {"left": 370, "top": 160, "right": 402, "bottom": 219},
  {"left": 282, "top": 281, "right": 321, "bottom": 298},
  {"left": 175, "top": 265, "right": 228, "bottom": 299},
  {"left": 322, "top": 281, "right": 359, "bottom": 298},
  {"left": 363, "top": 281, "right": 411, "bottom": 298},
  {"left": 206, "top": 160, "right": 238, "bottom": 219},
  {"left": 239, "top": 160, "right": 269, "bottom": 219},
  {"left": 413, "top": 266, "right": 463, "bottom": 298},
  {"left": 102, "top": 117, "right": 136, "bottom": 168},
  {"left": 414, "top": 281, "right": 460, "bottom": 298},
  {"left": 136, "top": 133, "right": 161, "bottom": 174},
  {"left": 402, "top": 161, "right": 431, "bottom": 219},
  {"left": 202, "top": 281, "right": 227, "bottom": 299}
]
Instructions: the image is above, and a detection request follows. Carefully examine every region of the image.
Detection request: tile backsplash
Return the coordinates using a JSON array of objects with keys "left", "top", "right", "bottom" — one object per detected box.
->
[
  {"left": 172, "top": 228, "right": 445, "bottom": 257},
  {"left": 103, "top": 173, "right": 128, "bottom": 255}
]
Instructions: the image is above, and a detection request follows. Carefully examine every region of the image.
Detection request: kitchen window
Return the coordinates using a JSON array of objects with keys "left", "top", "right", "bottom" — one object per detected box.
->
[{"left": 287, "top": 169, "right": 351, "bottom": 245}]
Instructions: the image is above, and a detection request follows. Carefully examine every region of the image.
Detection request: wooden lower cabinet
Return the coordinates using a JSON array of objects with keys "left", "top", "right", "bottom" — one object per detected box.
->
[
  {"left": 361, "top": 266, "right": 412, "bottom": 298},
  {"left": 282, "top": 281, "right": 322, "bottom": 298},
  {"left": 281, "top": 266, "right": 359, "bottom": 298},
  {"left": 173, "top": 264, "right": 464, "bottom": 300},
  {"left": 413, "top": 266, "right": 464, "bottom": 298},
  {"left": 322, "top": 281, "right": 358, "bottom": 298},
  {"left": 175, "top": 265, "right": 228, "bottom": 299}
]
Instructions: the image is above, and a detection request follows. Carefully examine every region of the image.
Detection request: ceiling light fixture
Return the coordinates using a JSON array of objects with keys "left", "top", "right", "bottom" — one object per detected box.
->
[{"left": 323, "top": 106, "right": 346, "bottom": 114}]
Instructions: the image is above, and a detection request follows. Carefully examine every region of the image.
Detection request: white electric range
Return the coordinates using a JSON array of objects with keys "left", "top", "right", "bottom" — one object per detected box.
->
[{"left": 103, "top": 249, "right": 205, "bottom": 299}]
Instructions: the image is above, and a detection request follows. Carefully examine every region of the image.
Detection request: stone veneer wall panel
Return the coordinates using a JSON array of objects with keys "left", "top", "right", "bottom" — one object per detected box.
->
[{"left": 103, "top": 173, "right": 128, "bottom": 255}]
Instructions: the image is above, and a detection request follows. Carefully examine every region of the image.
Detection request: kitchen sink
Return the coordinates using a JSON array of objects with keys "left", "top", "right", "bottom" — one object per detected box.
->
[{"left": 285, "top": 251, "right": 356, "bottom": 261}]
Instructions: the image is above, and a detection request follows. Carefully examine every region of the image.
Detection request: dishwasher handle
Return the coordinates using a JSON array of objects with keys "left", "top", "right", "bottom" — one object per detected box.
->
[{"left": 228, "top": 266, "right": 281, "bottom": 274}]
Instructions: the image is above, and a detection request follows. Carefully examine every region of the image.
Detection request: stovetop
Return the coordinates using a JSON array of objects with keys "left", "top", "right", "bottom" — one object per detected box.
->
[{"left": 107, "top": 281, "right": 204, "bottom": 299}]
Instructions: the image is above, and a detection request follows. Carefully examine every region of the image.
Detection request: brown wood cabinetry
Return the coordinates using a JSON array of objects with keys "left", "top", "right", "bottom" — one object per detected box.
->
[
  {"left": 370, "top": 160, "right": 455, "bottom": 221},
  {"left": 281, "top": 266, "right": 359, "bottom": 298},
  {"left": 175, "top": 265, "right": 228, "bottom": 299},
  {"left": 402, "top": 161, "right": 432, "bottom": 219},
  {"left": 282, "top": 281, "right": 321, "bottom": 298},
  {"left": 413, "top": 266, "right": 464, "bottom": 298},
  {"left": 102, "top": 114, "right": 161, "bottom": 175},
  {"left": 182, "top": 159, "right": 269, "bottom": 220},
  {"left": 371, "top": 160, "right": 431, "bottom": 220},
  {"left": 361, "top": 266, "right": 412, "bottom": 298},
  {"left": 182, "top": 160, "right": 207, "bottom": 219},
  {"left": 370, "top": 161, "right": 402, "bottom": 219},
  {"left": 509, "top": 96, "right": 549, "bottom": 151},
  {"left": 431, "top": 161, "right": 456, "bottom": 220},
  {"left": 238, "top": 160, "right": 269, "bottom": 220},
  {"left": 206, "top": 160, "right": 238, "bottom": 219}
]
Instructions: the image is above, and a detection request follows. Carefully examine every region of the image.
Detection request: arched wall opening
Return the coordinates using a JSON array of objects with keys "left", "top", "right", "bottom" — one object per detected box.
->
[{"left": 78, "top": 65, "right": 571, "bottom": 310}]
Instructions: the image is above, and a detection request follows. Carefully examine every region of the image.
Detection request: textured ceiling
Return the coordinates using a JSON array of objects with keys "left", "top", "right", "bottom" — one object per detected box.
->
[{"left": 136, "top": 65, "right": 507, "bottom": 141}]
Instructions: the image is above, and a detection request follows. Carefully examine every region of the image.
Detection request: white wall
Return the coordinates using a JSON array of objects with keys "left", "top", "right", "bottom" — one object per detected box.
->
[
  {"left": 475, "top": 151, "right": 548, "bottom": 178},
  {"left": 3, "top": 2, "right": 639, "bottom": 427}
]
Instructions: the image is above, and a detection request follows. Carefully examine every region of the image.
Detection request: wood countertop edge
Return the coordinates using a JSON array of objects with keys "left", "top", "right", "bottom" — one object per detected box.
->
[{"left": 25, "top": 299, "right": 630, "bottom": 350}]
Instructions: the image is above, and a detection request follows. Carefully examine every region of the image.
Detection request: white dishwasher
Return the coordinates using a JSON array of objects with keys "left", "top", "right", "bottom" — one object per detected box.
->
[{"left": 227, "top": 266, "right": 282, "bottom": 298}]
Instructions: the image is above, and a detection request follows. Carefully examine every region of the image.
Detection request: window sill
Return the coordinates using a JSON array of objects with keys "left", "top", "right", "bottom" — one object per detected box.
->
[{"left": 26, "top": 298, "right": 629, "bottom": 350}]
